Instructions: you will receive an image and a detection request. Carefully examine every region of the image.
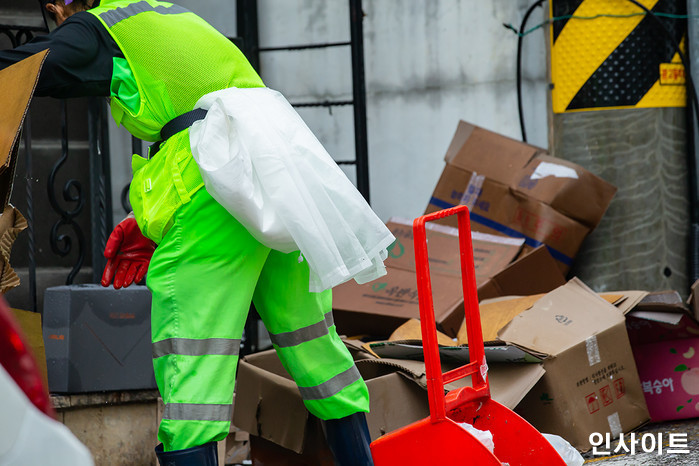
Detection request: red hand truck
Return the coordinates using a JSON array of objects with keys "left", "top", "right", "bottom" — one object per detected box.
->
[{"left": 369, "top": 206, "right": 566, "bottom": 465}]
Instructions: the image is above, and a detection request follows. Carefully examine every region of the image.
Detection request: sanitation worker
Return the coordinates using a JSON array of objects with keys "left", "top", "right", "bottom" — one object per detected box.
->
[{"left": 0, "top": 1, "right": 382, "bottom": 465}]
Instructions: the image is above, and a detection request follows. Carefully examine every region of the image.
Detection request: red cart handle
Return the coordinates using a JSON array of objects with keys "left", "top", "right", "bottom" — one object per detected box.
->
[{"left": 413, "top": 206, "right": 490, "bottom": 423}]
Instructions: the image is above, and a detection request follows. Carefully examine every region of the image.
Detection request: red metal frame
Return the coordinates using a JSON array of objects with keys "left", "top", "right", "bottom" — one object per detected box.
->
[
  {"left": 412, "top": 205, "right": 489, "bottom": 422},
  {"left": 370, "top": 206, "right": 566, "bottom": 465}
]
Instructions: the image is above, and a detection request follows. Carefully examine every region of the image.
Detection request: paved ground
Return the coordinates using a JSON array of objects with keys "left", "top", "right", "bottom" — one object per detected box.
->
[{"left": 582, "top": 419, "right": 699, "bottom": 465}]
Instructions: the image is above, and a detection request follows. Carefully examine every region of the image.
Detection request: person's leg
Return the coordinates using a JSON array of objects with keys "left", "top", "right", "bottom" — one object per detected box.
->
[
  {"left": 147, "top": 188, "right": 270, "bottom": 458},
  {"left": 253, "top": 250, "right": 373, "bottom": 465}
]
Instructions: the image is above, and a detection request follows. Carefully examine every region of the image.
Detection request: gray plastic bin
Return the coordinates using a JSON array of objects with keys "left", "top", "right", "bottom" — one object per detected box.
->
[{"left": 43, "top": 284, "right": 156, "bottom": 393}]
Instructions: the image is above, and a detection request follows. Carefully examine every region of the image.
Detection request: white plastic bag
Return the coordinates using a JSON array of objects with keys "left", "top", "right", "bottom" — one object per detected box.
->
[
  {"left": 457, "top": 422, "right": 495, "bottom": 453},
  {"left": 189, "top": 87, "right": 395, "bottom": 292},
  {"left": 542, "top": 433, "right": 584, "bottom": 466}
]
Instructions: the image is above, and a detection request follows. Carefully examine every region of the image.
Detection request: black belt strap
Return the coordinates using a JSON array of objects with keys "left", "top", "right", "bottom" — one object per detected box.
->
[{"left": 149, "top": 108, "right": 208, "bottom": 158}]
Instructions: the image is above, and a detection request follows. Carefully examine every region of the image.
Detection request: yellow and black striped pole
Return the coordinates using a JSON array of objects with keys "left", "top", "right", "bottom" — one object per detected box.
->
[
  {"left": 550, "top": 0, "right": 690, "bottom": 295},
  {"left": 551, "top": 0, "right": 686, "bottom": 113}
]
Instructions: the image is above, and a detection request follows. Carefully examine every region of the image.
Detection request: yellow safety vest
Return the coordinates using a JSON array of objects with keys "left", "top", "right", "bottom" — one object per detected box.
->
[{"left": 89, "top": 0, "right": 264, "bottom": 242}]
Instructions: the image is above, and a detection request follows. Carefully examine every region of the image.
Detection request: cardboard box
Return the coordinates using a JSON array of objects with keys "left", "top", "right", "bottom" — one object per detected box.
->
[
  {"left": 389, "top": 280, "right": 647, "bottom": 451},
  {"left": 626, "top": 290, "right": 699, "bottom": 422},
  {"left": 332, "top": 222, "right": 564, "bottom": 339},
  {"left": 233, "top": 343, "right": 545, "bottom": 463},
  {"left": 496, "top": 279, "right": 649, "bottom": 451},
  {"left": 336, "top": 281, "right": 649, "bottom": 453},
  {"left": 384, "top": 217, "right": 524, "bottom": 279},
  {"left": 232, "top": 348, "right": 431, "bottom": 463},
  {"left": 425, "top": 121, "right": 616, "bottom": 273},
  {"left": 477, "top": 245, "right": 566, "bottom": 301},
  {"left": 0, "top": 51, "right": 47, "bottom": 293},
  {"left": 367, "top": 282, "right": 650, "bottom": 451}
]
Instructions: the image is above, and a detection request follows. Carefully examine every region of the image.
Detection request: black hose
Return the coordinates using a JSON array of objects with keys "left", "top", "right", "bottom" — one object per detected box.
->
[{"left": 517, "top": 0, "right": 545, "bottom": 143}]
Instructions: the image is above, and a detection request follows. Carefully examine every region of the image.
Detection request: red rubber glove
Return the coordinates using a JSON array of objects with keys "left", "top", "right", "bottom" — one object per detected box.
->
[{"left": 101, "top": 216, "right": 156, "bottom": 289}]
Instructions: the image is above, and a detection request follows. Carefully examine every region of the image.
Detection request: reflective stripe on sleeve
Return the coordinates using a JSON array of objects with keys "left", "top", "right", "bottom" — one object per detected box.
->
[
  {"left": 100, "top": 1, "right": 189, "bottom": 27},
  {"left": 162, "top": 403, "right": 233, "bottom": 422},
  {"left": 297, "top": 365, "right": 362, "bottom": 401},
  {"left": 268, "top": 312, "right": 335, "bottom": 348},
  {"left": 152, "top": 337, "right": 241, "bottom": 358}
]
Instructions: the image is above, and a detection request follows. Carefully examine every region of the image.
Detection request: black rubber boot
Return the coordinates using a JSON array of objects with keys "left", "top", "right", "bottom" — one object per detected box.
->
[
  {"left": 154, "top": 441, "right": 218, "bottom": 466},
  {"left": 323, "top": 412, "right": 375, "bottom": 466}
]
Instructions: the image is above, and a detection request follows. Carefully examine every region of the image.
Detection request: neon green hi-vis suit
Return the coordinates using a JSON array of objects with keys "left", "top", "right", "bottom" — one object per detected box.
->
[{"left": 85, "top": 0, "right": 371, "bottom": 461}]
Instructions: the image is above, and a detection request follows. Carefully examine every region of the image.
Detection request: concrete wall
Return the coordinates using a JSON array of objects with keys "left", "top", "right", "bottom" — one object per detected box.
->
[
  {"left": 257, "top": 0, "right": 549, "bottom": 221},
  {"left": 108, "top": 0, "right": 549, "bottom": 224}
]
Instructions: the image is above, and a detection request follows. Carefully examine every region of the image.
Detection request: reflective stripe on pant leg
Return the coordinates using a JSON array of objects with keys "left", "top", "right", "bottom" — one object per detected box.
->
[
  {"left": 253, "top": 250, "right": 369, "bottom": 421},
  {"left": 148, "top": 188, "right": 270, "bottom": 451}
]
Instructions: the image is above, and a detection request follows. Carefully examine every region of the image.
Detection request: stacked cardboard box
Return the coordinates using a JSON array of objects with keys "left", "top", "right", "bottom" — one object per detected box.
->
[
  {"left": 332, "top": 219, "right": 566, "bottom": 338},
  {"left": 365, "top": 279, "right": 651, "bottom": 451},
  {"left": 234, "top": 121, "right": 622, "bottom": 459},
  {"left": 425, "top": 120, "right": 616, "bottom": 274},
  {"left": 233, "top": 279, "right": 652, "bottom": 457}
]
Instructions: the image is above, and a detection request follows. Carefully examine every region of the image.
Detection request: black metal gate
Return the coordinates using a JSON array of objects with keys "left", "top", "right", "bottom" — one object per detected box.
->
[{"left": 1, "top": 23, "right": 113, "bottom": 313}]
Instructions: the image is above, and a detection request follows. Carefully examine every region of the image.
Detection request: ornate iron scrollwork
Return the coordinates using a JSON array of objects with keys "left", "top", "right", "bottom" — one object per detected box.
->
[
  {"left": 0, "top": 26, "right": 38, "bottom": 48},
  {"left": 48, "top": 100, "right": 86, "bottom": 285}
]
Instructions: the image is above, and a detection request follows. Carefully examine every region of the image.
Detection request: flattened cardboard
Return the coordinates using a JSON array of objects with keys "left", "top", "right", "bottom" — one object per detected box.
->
[
  {"left": 249, "top": 435, "right": 334, "bottom": 466},
  {"left": 360, "top": 356, "right": 545, "bottom": 411},
  {"left": 388, "top": 318, "right": 456, "bottom": 346},
  {"left": 0, "top": 50, "right": 49, "bottom": 207},
  {"left": 476, "top": 245, "right": 566, "bottom": 302},
  {"left": 333, "top": 229, "right": 560, "bottom": 339},
  {"left": 634, "top": 290, "right": 686, "bottom": 313},
  {"left": 426, "top": 120, "right": 616, "bottom": 272},
  {"left": 0, "top": 206, "right": 27, "bottom": 294},
  {"left": 489, "top": 363, "right": 547, "bottom": 410},
  {"left": 367, "top": 340, "right": 544, "bottom": 364},
  {"left": 601, "top": 290, "right": 648, "bottom": 315},
  {"left": 459, "top": 294, "right": 544, "bottom": 344},
  {"left": 233, "top": 349, "right": 431, "bottom": 455},
  {"left": 332, "top": 266, "right": 464, "bottom": 338},
  {"left": 385, "top": 218, "right": 523, "bottom": 279}
]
